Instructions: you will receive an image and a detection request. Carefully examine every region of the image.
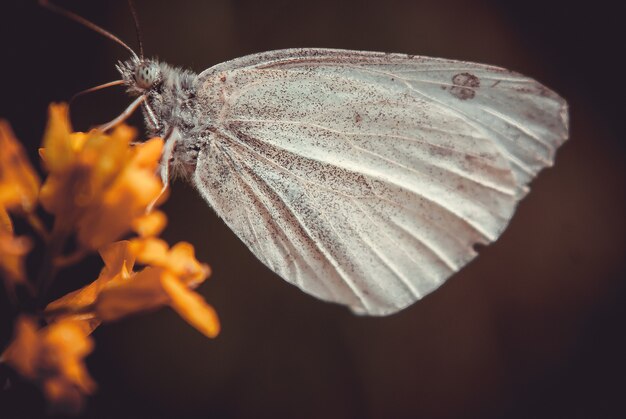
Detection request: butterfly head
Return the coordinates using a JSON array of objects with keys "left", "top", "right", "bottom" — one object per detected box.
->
[
  {"left": 134, "top": 61, "right": 161, "bottom": 90},
  {"left": 118, "top": 58, "right": 162, "bottom": 95}
]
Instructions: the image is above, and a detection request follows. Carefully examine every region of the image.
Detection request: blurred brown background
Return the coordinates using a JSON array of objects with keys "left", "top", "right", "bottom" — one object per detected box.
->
[{"left": 1, "top": 0, "right": 625, "bottom": 418}]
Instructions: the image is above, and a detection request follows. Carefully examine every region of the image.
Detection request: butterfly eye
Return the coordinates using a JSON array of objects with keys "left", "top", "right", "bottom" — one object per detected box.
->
[{"left": 135, "top": 63, "right": 160, "bottom": 89}]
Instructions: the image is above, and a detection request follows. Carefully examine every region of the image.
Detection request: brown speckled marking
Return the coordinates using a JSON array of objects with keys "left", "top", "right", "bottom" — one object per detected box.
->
[{"left": 450, "top": 72, "right": 480, "bottom": 100}]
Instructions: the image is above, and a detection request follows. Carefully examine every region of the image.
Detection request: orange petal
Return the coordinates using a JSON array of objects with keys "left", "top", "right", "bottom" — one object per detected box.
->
[
  {"left": 3, "top": 318, "right": 95, "bottom": 415},
  {"left": 129, "top": 237, "right": 170, "bottom": 265},
  {"left": 39, "top": 105, "right": 166, "bottom": 250},
  {"left": 0, "top": 216, "right": 32, "bottom": 284},
  {"left": 42, "top": 103, "right": 75, "bottom": 173},
  {"left": 131, "top": 137, "right": 163, "bottom": 170},
  {"left": 1, "top": 316, "right": 40, "bottom": 379},
  {"left": 110, "top": 124, "right": 137, "bottom": 147},
  {"left": 0, "top": 205, "right": 13, "bottom": 234},
  {"left": 94, "top": 267, "right": 169, "bottom": 322},
  {"left": 0, "top": 120, "right": 41, "bottom": 213},
  {"left": 131, "top": 239, "right": 210, "bottom": 285},
  {"left": 46, "top": 241, "right": 135, "bottom": 314},
  {"left": 40, "top": 320, "right": 96, "bottom": 413},
  {"left": 38, "top": 172, "right": 75, "bottom": 218},
  {"left": 45, "top": 278, "right": 103, "bottom": 318},
  {"left": 77, "top": 129, "right": 131, "bottom": 199},
  {"left": 168, "top": 242, "right": 211, "bottom": 284},
  {"left": 132, "top": 210, "right": 167, "bottom": 237},
  {"left": 46, "top": 241, "right": 138, "bottom": 333},
  {"left": 43, "top": 377, "right": 85, "bottom": 415},
  {"left": 43, "top": 320, "right": 95, "bottom": 363},
  {"left": 76, "top": 165, "right": 162, "bottom": 249},
  {"left": 161, "top": 273, "right": 220, "bottom": 338},
  {"left": 99, "top": 240, "right": 136, "bottom": 277}
]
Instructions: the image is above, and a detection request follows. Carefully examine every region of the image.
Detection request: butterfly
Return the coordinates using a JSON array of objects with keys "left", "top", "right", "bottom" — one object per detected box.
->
[{"left": 43, "top": 1, "right": 569, "bottom": 316}]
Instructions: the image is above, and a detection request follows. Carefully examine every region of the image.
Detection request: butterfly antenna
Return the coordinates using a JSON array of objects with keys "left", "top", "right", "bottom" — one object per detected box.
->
[
  {"left": 68, "top": 80, "right": 126, "bottom": 126},
  {"left": 69, "top": 80, "right": 126, "bottom": 105},
  {"left": 127, "top": 0, "right": 144, "bottom": 59},
  {"left": 97, "top": 95, "right": 146, "bottom": 132},
  {"left": 39, "top": 0, "right": 139, "bottom": 60}
]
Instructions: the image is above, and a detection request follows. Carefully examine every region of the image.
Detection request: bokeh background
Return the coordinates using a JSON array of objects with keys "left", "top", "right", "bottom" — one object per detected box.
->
[{"left": 1, "top": 0, "right": 625, "bottom": 418}]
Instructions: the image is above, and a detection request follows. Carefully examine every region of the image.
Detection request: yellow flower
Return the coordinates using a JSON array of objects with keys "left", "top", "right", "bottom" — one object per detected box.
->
[
  {"left": 0, "top": 103, "right": 221, "bottom": 414},
  {"left": 39, "top": 103, "right": 164, "bottom": 249},
  {"left": 1, "top": 316, "right": 95, "bottom": 415},
  {"left": 75, "top": 137, "right": 164, "bottom": 249},
  {"left": 0, "top": 120, "right": 40, "bottom": 213},
  {"left": 98, "top": 238, "right": 219, "bottom": 338},
  {"left": 47, "top": 240, "right": 220, "bottom": 338}
]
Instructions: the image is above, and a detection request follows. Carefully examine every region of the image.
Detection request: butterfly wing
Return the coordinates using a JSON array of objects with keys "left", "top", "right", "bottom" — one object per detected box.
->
[{"left": 192, "top": 49, "right": 568, "bottom": 315}]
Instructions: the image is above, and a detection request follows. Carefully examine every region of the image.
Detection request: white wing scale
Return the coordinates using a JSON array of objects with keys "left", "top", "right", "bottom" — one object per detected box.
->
[{"left": 191, "top": 49, "right": 568, "bottom": 315}]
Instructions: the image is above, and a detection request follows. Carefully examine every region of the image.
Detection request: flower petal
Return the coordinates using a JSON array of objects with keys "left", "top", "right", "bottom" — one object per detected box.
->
[
  {"left": 161, "top": 273, "right": 220, "bottom": 338},
  {"left": 0, "top": 206, "right": 32, "bottom": 285},
  {"left": 1, "top": 316, "right": 40, "bottom": 379},
  {"left": 99, "top": 240, "right": 136, "bottom": 277},
  {"left": 0, "top": 205, "right": 11, "bottom": 233},
  {"left": 41, "top": 103, "right": 75, "bottom": 173},
  {"left": 39, "top": 104, "right": 164, "bottom": 249},
  {"left": 43, "top": 377, "right": 86, "bottom": 415},
  {"left": 1, "top": 316, "right": 95, "bottom": 416},
  {"left": 75, "top": 146, "right": 163, "bottom": 249},
  {"left": 168, "top": 242, "right": 211, "bottom": 285},
  {"left": 132, "top": 210, "right": 167, "bottom": 237},
  {"left": 130, "top": 238, "right": 210, "bottom": 285},
  {"left": 94, "top": 267, "right": 169, "bottom": 322},
  {"left": 45, "top": 241, "right": 137, "bottom": 332},
  {"left": 40, "top": 320, "right": 96, "bottom": 413},
  {"left": 131, "top": 137, "right": 164, "bottom": 170},
  {"left": 129, "top": 237, "right": 170, "bottom": 266},
  {"left": 0, "top": 120, "right": 40, "bottom": 213}
]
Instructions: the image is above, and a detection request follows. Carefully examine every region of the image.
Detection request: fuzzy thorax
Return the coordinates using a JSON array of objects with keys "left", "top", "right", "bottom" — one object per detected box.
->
[
  {"left": 117, "top": 57, "right": 199, "bottom": 134},
  {"left": 116, "top": 57, "right": 202, "bottom": 180}
]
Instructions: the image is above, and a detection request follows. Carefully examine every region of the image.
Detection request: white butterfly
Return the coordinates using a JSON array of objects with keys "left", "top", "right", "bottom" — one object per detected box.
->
[{"left": 46, "top": 4, "right": 569, "bottom": 316}]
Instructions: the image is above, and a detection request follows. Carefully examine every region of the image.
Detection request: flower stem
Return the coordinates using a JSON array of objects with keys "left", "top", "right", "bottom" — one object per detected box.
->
[
  {"left": 53, "top": 248, "right": 87, "bottom": 269},
  {"left": 35, "top": 221, "right": 70, "bottom": 307},
  {"left": 43, "top": 302, "right": 96, "bottom": 319},
  {"left": 25, "top": 212, "right": 50, "bottom": 241}
]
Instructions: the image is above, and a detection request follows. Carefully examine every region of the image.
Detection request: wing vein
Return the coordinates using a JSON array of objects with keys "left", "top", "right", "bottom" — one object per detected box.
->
[
  {"left": 226, "top": 122, "right": 497, "bottom": 239},
  {"left": 229, "top": 118, "right": 515, "bottom": 196},
  {"left": 335, "top": 63, "right": 545, "bottom": 176},
  {"left": 219, "top": 133, "right": 371, "bottom": 310},
  {"left": 477, "top": 106, "right": 553, "bottom": 153}
]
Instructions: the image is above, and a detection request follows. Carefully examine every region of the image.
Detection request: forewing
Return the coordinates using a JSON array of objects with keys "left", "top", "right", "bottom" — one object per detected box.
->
[{"left": 193, "top": 49, "right": 568, "bottom": 315}]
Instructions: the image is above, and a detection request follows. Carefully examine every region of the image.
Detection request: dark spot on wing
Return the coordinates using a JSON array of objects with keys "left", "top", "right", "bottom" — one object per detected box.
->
[
  {"left": 450, "top": 72, "right": 480, "bottom": 100},
  {"left": 472, "top": 242, "right": 486, "bottom": 254},
  {"left": 355, "top": 112, "right": 362, "bottom": 123},
  {"left": 453, "top": 73, "right": 480, "bottom": 88}
]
